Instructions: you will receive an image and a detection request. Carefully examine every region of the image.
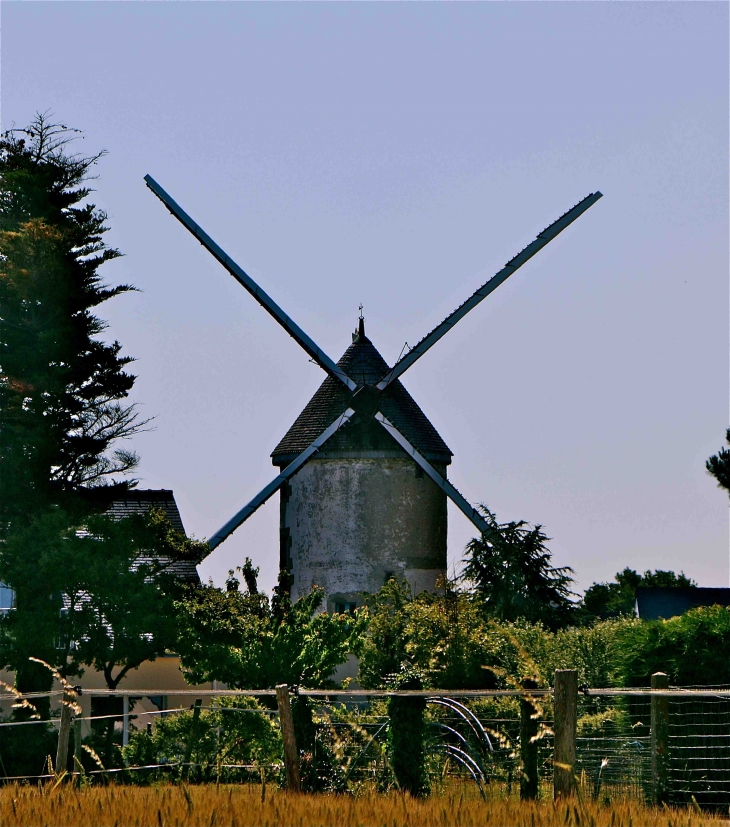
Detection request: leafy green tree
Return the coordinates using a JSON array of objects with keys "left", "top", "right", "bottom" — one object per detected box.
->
[
  {"left": 63, "top": 509, "right": 206, "bottom": 690},
  {"left": 0, "top": 506, "right": 205, "bottom": 768},
  {"left": 361, "top": 589, "right": 730, "bottom": 691},
  {"left": 706, "top": 429, "right": 730, "bottom": 496},
  {"left": 462, "top": 506, "right": 577, "bottom": 630},
  {"left": 174, "top": 563, "right": 365, "bottom": 689},
  {"left": 0, "top": 508, "right": 204, "bottom": 706},
  {"left": 581, "top": 568, "right": 696, "bottom": 620},
  {"left": 546, "top": 621, "right": 626, "bottom": 688},
  {"left": 0, "top": 113, "right": 146, "bottom": 705}
]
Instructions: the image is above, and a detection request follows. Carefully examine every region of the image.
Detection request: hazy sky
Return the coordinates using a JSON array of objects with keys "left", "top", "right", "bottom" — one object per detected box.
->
[{"left": 3, "top": 2, "right": 728, "bottom": 596}]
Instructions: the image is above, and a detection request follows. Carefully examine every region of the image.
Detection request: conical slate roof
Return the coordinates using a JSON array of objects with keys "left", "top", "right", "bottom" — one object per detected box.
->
[{"left": 271, "top": 323, "right": 452, "bottom": 466}]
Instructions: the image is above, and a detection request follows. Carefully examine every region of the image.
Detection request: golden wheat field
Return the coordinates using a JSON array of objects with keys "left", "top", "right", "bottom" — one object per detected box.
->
[{"left": 0, "top": 785, "right": 727, "bottom": 827}]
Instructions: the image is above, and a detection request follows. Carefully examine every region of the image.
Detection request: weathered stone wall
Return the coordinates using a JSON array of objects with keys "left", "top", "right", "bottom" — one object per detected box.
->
[{"left": 279, "top": 456, "right": 447, "bottom": 607}]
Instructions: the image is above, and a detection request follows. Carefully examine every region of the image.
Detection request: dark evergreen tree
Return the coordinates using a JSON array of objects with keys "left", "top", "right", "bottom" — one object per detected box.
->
[
  {"left": 0, "top": 113, "right": 146, "bottom": 710},
  {"left": 706, "top": 429, "right": 730, "bottom": 497},
  {"left": 0, "top": 113, "right": 143, "bottom": 528},
  {"left": 462, "top": 506, "right": 577, "bottom": 630}
]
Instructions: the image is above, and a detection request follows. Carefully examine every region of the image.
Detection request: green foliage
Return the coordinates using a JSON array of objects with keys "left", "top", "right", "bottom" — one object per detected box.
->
[
  {"left": 358, "top": 581, "right": 730, "bottom": 692},
  {"left": 614, "top": 605, "right": 730, "bottom": 686},
  {"left": 581, "top": 568, "right": 697, "bottom": 620},
  {"left": 0, "top": 507, "right": 204, "bottom": 692},
  {"left": 356, "top": 579, "right": 413, "bottom": 688},
  {"left": 576, "top": 705, "right": 629, "bottom": 738},
  {"left": 387, "top": 665, "right": 429, "bottom": 797},
  {"left": 358, "top": 579, "right": 554, "bottom": 691},
  {"left": 706, "top": 428, "right": 730, "bottom": 496},
  {"left": 122, "top": 696, "right": 282, "bottom": 782},
  {"left": 175, "top": 564, "right": 365, "bottom": 689},
  {"left": 547, "top": 622, "right": 626, "bottom": 688},
  {"left": 358, "top": 579, "right": 499, "bottom": 690},
  {"left": 64, "top": 508, "right": 206, "bottom": 689},
  {"left": 462, "top": 506, "right": 577, "bottom": 630}
]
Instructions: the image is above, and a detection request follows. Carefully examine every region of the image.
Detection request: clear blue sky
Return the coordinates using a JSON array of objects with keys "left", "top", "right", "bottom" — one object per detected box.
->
[{"left": 3, "top": 1, "right": 728, "bottom": 595}]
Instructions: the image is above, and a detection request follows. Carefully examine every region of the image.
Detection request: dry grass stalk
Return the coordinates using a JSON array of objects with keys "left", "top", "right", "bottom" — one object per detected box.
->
[
  {"left": 0, "top": 784, "right": 726, "bottom": 827},
  {"left": 28, "top": 657, "right": 82, "bottom": 715},
  {"left": 0, "top": 677, "right": 39, "bottom": 718}
]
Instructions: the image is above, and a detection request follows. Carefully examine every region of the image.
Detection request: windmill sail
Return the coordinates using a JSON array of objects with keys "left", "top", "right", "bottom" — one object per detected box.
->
[
  {"left": 208, "top": 408, "right": 357, "bottom": 550},
  {"left": 144, "top": 175, "right": 356, "bottom": 392},
  {"left": 374, "top": 413, "right": 491, "bottom": 536},
  {"left": 376, "top": 191, "right": 603, "bottom": 390}
]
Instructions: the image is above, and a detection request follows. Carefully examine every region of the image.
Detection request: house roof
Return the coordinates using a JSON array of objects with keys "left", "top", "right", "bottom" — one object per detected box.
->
[
  {"left": 106, "top": 489, "right": 201, "bottom": 585},
  {"left": 635, "top": 587, "right": 730, "bottom": 620},
  {"left": 271, "top": 324, "right": 453, "bottom": 466}
]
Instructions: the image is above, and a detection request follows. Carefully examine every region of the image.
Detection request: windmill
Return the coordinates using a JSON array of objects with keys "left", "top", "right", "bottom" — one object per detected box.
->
[{"left": 145, "top": 176, "right": 601, "bottom": 605}]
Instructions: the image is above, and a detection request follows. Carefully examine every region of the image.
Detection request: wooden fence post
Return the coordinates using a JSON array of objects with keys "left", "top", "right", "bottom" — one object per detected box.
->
[
  {"left": 74, "top": 717, "right": 83, "bottom": 767},
  {"left": 520, "top": 678, "right": 539, "bottom": 800},
  {"left": 553, "top": 669, "right": 578, "bottom": 799},
  {"left": 276, "top": 684, "right": 301, "bottom": 792},
  {"left": 183, "top": 698, "right": 202, "bottom": 778},
  {"left": 651, "top": 672, "right": 670, "bottom": 805},
  {"left": 55, "top": 692, "right": 73, "bottom": 775}
]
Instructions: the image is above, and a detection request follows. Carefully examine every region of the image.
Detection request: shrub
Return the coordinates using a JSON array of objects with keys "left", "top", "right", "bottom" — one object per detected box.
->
[
  {"left": 122, "top": 696, "right": 281, "bottom": 783},
  {"left": 615, "top": 605, "right": 730, "bottom": 686}
]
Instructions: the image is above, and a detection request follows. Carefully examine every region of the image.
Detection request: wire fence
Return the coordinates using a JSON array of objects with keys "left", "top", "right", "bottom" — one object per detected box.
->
[
  {"left": 0, "top": 683, "right": 728, "bottom": 808},
  {"left": 302, "top": 693, "right": 653, "bottom": 802},
  {"left": 667, "top": 692, "right": 730, "bottom": 808}
]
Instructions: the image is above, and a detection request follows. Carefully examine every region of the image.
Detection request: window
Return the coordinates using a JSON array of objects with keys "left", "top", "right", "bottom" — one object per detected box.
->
[
  {"left": 279, "top": 527, "right": 291, "bottom": 572},
  {"left": 0, "top": 584, "right": 15, "bottom": 613},
  {"left": 335, "top": 601, "right": 357, "bottom": 616},
  {"left": 90, "top": 696, "right": 124, "bottom": 739}
]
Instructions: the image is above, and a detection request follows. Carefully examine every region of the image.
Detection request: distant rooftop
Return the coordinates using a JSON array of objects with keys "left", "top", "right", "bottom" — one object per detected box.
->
[
  {"left": 635, "top": 587, "right": 730, "bottom": 620},
  {"left": 107, "top": 489, "right": 201, "bottom": 585},
  {"left": 272, "top": 321, "right": 453, "bottom": 466}
]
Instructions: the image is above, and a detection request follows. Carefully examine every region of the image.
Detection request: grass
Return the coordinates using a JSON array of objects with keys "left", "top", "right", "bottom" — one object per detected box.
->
[{"left": 0, "top": 784, "right": 727, "bottom": 827}]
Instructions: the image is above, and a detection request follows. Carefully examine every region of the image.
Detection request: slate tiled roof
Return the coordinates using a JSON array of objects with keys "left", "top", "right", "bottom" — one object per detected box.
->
[
  {"left": 106, "top": 490, "right": 201, "bottom": 585},
  {"left": 271, "top": 326, "right": 452, "bottom": 466},
  {"left": 107, "top": 490, "right": 186, "bottom": 533},
  {"left": 635, "top": 587, "right": 730, "bottom": 620}
]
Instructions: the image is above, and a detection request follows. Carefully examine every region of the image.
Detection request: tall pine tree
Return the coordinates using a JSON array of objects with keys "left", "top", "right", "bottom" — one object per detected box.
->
[
  {"left": 0, "top": 113, "right": 146, "bottom": 708},
  {"left": 0, "top": 113, "right": 143, "bottom": 525}
]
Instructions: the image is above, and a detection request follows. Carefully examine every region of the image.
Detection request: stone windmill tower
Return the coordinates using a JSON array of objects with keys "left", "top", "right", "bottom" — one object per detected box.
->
[
  {"left": 145, "top": 174, "right": 602, "bottom": 605},
  {"left": 271, "top": 314, "right": 452, "bottom": 607}
]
